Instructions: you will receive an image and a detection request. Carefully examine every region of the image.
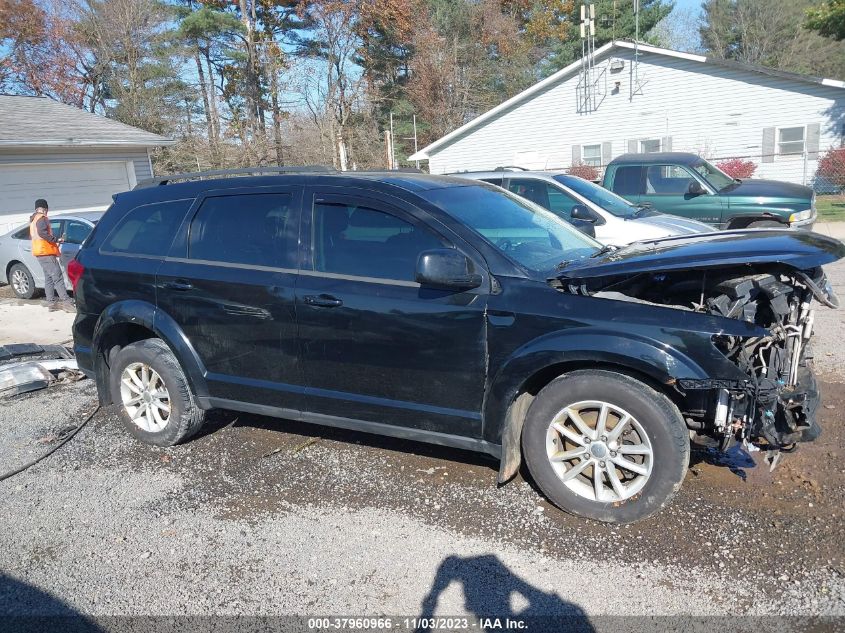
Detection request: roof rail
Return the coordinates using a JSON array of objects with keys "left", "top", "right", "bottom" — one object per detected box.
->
[
  {"left": 134, "top": 165, "right": 336, "bottom": 189},
  {"left": 493, "top": 165, "right": 528, "bottom": 172}
]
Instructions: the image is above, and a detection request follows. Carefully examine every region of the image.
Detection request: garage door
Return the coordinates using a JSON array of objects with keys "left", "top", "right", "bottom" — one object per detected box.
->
[{"left": 0, "top": 161, "right": 132, "bottom": 233}]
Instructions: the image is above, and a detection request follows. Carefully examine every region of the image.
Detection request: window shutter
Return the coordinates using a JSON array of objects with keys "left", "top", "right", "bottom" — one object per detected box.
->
[
  {"left": 762, "top": 127, "right": 776, "bottom": 163},
  {"left": 602, "top": 141, "right": 612, "bottom": 166},
  {"left": 571, "top": 145, "right": 581, "bottom": 165},
  {"left": 806, "top": 123, "right": 820, "bottom": 159},
  {"left": 661, "top": 136, "right": 672, "bottom": 151},
  {"left": 627, "top": 139, "right": 638, "bottom": 154}
]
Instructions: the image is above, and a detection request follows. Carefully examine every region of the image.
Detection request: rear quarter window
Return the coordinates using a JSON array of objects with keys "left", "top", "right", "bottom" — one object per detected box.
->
[
  {"left": 101, "top": 199, "right": 192, "bottom": 257},
  {"left": 610, "top": 166, "right": 645, "bottom": 196}
]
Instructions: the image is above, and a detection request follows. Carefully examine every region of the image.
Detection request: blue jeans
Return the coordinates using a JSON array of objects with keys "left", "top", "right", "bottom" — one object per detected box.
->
[{"left": 36, "top": 256, "right": 69, "bottom": 302}]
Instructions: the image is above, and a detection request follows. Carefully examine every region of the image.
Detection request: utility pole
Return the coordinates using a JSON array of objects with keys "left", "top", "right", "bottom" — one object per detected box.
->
[
  {"left": 384, "top": 130, "right": 394, "bottom": 170},
  {"left": 413, "top": 115, "right": 419, "bottom": 170},
  {"left": 389, "top": 112, "right": 396, "bottom": 170}
]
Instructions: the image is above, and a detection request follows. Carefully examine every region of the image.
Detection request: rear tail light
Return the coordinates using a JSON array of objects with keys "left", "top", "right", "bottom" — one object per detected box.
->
[{"left": 67, "top": 258, "right": 84, "bottom": 291}]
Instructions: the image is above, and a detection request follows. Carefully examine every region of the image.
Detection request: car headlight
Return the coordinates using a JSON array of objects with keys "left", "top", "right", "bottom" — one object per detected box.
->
[{"left": 789, "top": 209, "right": 812, "bottom": 223}]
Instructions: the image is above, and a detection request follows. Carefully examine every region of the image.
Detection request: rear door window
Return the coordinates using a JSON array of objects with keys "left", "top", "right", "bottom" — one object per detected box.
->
[
  {"left": 102, "top": 199, "right": 192, "bottom": 256},
  {"left": 188, "top": 193, "right": 296, "bottom": 268},
  {"left": 611, "top": 166, "right": 645, "bottom": 196}
]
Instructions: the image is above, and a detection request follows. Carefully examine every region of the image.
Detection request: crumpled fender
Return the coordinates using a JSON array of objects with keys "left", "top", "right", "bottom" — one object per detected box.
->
[{"left": 484, "top": 322, "right": 765, "bottom": 483}]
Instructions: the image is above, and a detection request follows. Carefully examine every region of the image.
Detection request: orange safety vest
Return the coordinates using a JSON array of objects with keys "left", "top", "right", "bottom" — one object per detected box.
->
[{"left": 30, "top": 213, "right": 60, "bottom": 257}]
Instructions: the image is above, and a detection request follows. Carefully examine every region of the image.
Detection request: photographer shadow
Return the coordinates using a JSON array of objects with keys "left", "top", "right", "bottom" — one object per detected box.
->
[{"left": 416, "top": 554, "right": 594, "bottom": 633}]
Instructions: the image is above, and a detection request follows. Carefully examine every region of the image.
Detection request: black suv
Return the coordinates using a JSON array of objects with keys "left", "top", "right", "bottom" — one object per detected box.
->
[{"left": 70, "top": 169, "right": 844, "bottom": 523}]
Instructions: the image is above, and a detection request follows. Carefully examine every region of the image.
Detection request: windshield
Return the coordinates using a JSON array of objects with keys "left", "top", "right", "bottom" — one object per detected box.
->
[
  {"left": 419, "top": 184, "right": 600, "bottom": 273},
  {"left": 692, "top": 159, "right": 735, "bottom": 191},
  {"left": 553, "top": 175, "right": 639, "bottom": 218}
]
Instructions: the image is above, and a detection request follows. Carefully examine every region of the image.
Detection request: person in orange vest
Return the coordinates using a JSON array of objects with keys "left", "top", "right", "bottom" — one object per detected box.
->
[{"left": 30, "top": 199, "right": 74, "bottom": 311}]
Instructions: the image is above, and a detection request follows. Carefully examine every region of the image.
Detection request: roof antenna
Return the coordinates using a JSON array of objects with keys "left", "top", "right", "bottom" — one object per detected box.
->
[
  {"left": 631, "top": 0, "right": 642, "bottom": 100},
  {"left": 579, "top": 3, "right": 597, "bottom": 112}
]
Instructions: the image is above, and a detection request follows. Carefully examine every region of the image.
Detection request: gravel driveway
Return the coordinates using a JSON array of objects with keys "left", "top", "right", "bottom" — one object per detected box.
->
[{"left": 1, "top": 261, "right": 844, "bottom": 627}]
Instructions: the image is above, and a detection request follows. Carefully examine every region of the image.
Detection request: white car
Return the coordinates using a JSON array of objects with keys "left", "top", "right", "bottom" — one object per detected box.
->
[{"left": 457, "top": 170, "right": 715, "bottom": 245}]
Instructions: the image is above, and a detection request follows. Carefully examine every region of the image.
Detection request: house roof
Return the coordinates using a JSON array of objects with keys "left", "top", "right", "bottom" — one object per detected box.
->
[
  {"left": 0, "top": 95, "right": 174, "bottom": 148},
  {"left": 408, "top": 40, "right": 845, "bottom": 162}
]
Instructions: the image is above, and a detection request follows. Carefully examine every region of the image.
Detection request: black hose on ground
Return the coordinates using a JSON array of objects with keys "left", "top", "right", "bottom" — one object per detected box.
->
[{"left": 0, "top": 404, "right": 100, "bottom": 483}]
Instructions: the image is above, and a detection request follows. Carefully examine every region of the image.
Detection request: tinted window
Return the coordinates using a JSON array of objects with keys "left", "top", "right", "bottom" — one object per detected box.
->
[
  {"left": 645, "top": 165, "right": 693, "bottom": 195},
  {"left": 313, "top": 201, "right": 444, "bottom": 281},
  {"left": 480, "top": 177, "right": 503, "bottom": 186},
  {"left": 12, "top": 218, "right": 62, "bottom": 239},
  {"left": 64, "top": 221, "right": 92, "bottom": 245},
  {"left": 189, "top": 193, "right": 295, "bottom": 268},
  {"left": 555, "top": 175, "right": 638, "bottom": 218},
  {"left": 508, "top": 178, "right": 579, "bottom": 219},
  {"left": 102, "top": 200, "right": 191, "bottom": 256},
  {"left": 420, "top": 185, "right": 599, "bottom": 273},
  {"left": 611, "top": 166, "right": 644, "bottom": 196}
]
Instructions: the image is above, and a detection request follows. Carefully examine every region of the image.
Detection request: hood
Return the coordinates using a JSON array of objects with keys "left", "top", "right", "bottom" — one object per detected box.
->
[
  {"left": 633, "top": 214, "right": 716, "bottom": 235},
  {"left": 556, "top": 229, "right": 845, "bottom": 281},
  {"left": 718, "top": 179, "right": 813, "bottom": 201}
]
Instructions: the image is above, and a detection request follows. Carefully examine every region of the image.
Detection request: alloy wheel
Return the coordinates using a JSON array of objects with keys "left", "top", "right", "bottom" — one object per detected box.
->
[
  {"left": 546, "top": 400, "right": 653, "bottom": 502},
  {"left": 11, "top": 268, "right": 30, "bottom": 296},
  {"left": 119, "top": 362, "right": 172, "bottom": 433}
]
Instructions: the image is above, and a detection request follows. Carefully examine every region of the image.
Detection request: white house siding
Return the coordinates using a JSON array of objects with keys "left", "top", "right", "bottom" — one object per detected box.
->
[
  {"left": 0, "top": 147, "right": 151, "bottom": 233},
  {"left": 426, "top": 47, "right": 845, "bottom": 187}
]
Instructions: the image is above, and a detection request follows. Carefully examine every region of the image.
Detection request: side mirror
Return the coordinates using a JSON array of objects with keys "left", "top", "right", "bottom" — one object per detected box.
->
[
  {"left": 416, "top": 249, "right": 482, "bottom": 291},
  {"left": 688, "top": 180, "right": 707, "bottom": 195},
  {"left": 571, "top": 220, "right": 596, "bottom": 238},
  {"left": 570, "top": 204, "right": 597, "bottom": 223}
]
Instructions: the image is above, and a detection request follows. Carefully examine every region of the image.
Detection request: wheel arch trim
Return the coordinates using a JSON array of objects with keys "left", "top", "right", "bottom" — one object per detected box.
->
[
  {"left": 486, "top": 329, "right": 716, "bottom": 484},
  {"left": 92, "top": 300, "right": 209, "bottom": 404}
]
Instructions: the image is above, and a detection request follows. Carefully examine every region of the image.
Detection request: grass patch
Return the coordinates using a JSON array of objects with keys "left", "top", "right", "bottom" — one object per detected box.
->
[{"left": 816, "top": 195, "right": 845, "bottom": 222}]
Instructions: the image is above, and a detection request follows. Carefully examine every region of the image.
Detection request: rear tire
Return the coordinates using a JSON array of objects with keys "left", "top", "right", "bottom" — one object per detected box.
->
[
  {"left": 522, "top": 370, "right": 689, "bottom": 523},
  {"left": 109, "top": 338, "right": 206, "bottom": 446},
  {"left": 9, "top": 263, "right": 38, "bottom": 299},
  {"left": 746, "top": 220, "right": 783, "bottom": 228}
]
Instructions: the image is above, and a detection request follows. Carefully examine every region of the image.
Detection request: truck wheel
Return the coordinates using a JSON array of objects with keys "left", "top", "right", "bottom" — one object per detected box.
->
[
  {"left": 109, "top": 338, "right": 206, "bottom": 446},
  {"left": 9, "top": 263, "right": 38, "bottom": 299},
  {"left": 747, "top": 220, "right": 782, "bottom": 228},
  {"left": 522, "top": 370, "right": 689, "bottom": 523}
]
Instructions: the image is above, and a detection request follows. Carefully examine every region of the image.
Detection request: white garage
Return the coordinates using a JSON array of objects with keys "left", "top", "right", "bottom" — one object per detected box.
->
[
  {"left": 0, "top": 161, "right": 134, "bottom": 232},
  {"left": 0, "top": 95, "right": 173, "bottom": 233}
]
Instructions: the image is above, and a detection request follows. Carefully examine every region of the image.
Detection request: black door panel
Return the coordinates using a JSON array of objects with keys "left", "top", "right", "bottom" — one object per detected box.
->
[
  {"left": 296, "top": 190, "right": 489, "bottom": 437},
  {"left": 156, "top": 188, "right": 305, "bottom": 409}
]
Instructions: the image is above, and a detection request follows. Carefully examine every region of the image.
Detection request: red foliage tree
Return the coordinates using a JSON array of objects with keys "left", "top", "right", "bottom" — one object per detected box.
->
[
  {"left": 566, "top": 162, "right": 600, "bottom": 181},
  {"left": 715, "top": 158, "right": 757, "bottom": 179},
  {"left": 816, "top": 148, "right": 845, "bottom": 189}
]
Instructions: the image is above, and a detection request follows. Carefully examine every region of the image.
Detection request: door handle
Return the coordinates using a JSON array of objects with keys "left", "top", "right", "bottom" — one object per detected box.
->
[
  {"left": 162, "top": 280, "right": 194, "bottom": 291},
  {"left": 304, "top": 294, "right": 343, "bottom": 308}
]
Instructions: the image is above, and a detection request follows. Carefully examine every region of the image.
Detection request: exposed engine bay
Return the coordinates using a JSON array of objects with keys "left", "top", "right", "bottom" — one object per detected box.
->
[{"left": 557, "top": 265, "right": 840, "bottom": 464}]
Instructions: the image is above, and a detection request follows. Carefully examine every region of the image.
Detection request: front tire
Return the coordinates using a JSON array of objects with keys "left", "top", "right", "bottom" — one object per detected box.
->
[
  {"left": 747, "top": 220, "right": 783, "bottom": 228},
  {"left": 9, "top": 263, "right": 37, "bottom": 299},
  {"left": 522, "top": 370, "right": 689, "bottom": 523},
  {"left": 109, "top": 338, "right": 206, "bottom": 446}
]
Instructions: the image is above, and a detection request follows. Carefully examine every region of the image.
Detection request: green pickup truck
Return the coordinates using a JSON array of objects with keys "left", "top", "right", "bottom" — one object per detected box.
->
[{"left": 602, "top": 152, "right": 816, "bottom": 229}]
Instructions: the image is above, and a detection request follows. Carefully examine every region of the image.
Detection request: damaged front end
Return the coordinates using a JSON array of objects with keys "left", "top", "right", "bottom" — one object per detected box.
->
[{"left": 552, "top": 231, "right": 845, "bottom": 463}]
